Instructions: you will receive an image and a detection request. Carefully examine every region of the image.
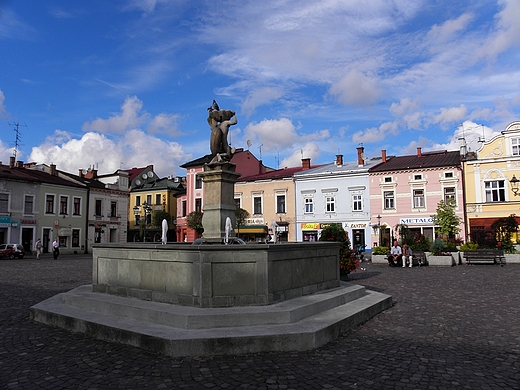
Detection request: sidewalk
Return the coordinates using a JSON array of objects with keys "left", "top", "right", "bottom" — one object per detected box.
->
[{"left": 0, "top": 257, "right": 518, "bottom": 389}]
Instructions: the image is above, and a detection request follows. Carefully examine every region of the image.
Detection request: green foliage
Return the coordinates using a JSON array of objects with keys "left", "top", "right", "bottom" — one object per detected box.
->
[
  {"left": 460, "top": 242, "right": 479, "bottom": 251},
  {"left": 430, "top": 238, "right": 448, "bottom": 255},
  {"left": 235, "top": 208, "right": 250, "bottom": 227},
  {"left": 491, "top": 214, "right": 519, "bottom": 246},
  {"left": 318, "top": 225, "right": 359, "bottom": 274},
  {"left": 393, "top": 223, "right": 414, "bottom": 246},
  {"left": 372, "top": 245, "right": 389, "bottom": 255},
  {"left": 152, "top": 210, "right": 171, "bottom": 228},
  {"left": 186, "top": 211, "right": 204, "bottom": 234},
  {"left": 431, "top": 200, "right": 462, "bottom": 239},
  {"left": 410, "top": 234, "right": 431, "bottom": 251}
]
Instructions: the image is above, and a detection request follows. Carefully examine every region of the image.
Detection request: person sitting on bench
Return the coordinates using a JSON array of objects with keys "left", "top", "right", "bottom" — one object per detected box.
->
[
  {"left": 388, "top": 240, "right": 402, "bottom": 267},
  {"left": 402, "top": 244, "right": 412, "bottom": 268}
]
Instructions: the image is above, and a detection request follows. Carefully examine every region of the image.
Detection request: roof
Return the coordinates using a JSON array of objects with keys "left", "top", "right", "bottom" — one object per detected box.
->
[
  {"left": 123, "top": 165, "right": 154, "bottom": 182},
  {"left": 368, "top": 150, "right": 461, "bottom": 173},
  {"left": 294, "top": 158, "right": 381, "bottom": 177},
  {"left": 0, "top": 164, "right": 85, "bottom": 188},
  {"left": 238, "top": 164, "right": 323, "bottom": 182},
  {"left": 132, "top": 177, "right": 185, "bottom": 193},
  {"left": 180, "top": 150, "right": 271, "bottom": 176}
]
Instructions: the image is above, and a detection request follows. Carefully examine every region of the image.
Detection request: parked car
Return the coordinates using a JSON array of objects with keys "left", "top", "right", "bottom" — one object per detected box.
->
[{"left": 0, "top": 244, "right": 25, "bottom": 259}]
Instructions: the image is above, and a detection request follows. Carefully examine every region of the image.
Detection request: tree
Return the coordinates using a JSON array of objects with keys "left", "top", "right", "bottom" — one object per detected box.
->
[
  {"left": 318, "top": 224, "right": 358, "bottom": 274},
  {"left": 491, "top": 214, "right": 518, "bottom": 246},
  {"left": 234, "top": 208, "right": 250, "bottom": 238},
  {"left": 152, "top": 210, "right": 171, "bottom": 228},
  {"left": 431, "top": 200, "right": 462, "bottom": 239},
  {"left": 186, "top": 211, "right": 204, "bottom": 236}
]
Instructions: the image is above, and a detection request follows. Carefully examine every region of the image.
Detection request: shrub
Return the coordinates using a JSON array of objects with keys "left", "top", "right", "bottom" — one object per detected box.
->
[
  {"left": 459, "top": 242, "right": 479, "bottom": 251},
  {"left": 430, "top": 238, "right": 449, "bottom": 255},
  {"left": 372, "top": 245, "right": 389, "bottom": 255},
  {"left": 318, "top": 225, "right": 359, "bottom": 274},
  {"left": 410, "top": 234, "right": 431, "bottom": 251}
]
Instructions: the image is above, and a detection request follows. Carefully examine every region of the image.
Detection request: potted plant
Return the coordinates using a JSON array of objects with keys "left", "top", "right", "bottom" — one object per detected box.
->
[
  {"left": 319, "top": 225, "right": 359, "bottom": 275},
  {"left": 428, "top": 238, "right": 456, "bottom": 266},
  {"left": 370, "top": 245, "right": 389, "bottom": 264}
]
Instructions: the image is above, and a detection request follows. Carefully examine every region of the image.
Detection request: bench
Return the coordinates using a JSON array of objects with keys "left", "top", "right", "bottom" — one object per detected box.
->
[
  {"left": 463, "top": 250, "right": 505, "bottom": 265},
  {"left": 411, "top": 251, "right": 427, "bottom": 266}
]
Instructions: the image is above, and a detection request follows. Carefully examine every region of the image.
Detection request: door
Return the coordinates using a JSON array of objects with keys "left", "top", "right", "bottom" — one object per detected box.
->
[
  {"left": 21, "top": 228, "right": 33, "bottom": 253},
  {"left": 352, "top": 229, "right": 365, "bottom": 250},
  {"left": 43, "top": 229, "right": 51, "bottom": 253}
]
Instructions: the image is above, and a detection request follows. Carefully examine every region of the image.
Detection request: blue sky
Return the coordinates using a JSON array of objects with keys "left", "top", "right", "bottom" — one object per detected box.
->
[{"left": 1, "top": 0, "right": 519, "bottom": 177}]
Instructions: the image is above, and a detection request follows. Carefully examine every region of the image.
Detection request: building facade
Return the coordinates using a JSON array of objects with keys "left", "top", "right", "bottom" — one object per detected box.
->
[
  {"left": 463, "top": 121, "right": 520, "bottom": 245},
  {"left": 369, "top": 148, "right": 466, "bottom": 246}
]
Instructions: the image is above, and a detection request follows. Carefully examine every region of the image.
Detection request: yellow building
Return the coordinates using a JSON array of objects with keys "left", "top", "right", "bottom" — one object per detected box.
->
[{"left": 463, "top": 121, "right": 520, "bottom": 245}]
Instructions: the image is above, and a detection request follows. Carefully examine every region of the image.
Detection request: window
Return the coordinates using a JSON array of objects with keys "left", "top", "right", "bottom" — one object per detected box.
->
[
  {"left": 325, "top": 194, "right": 335, "bottom": 213},
  {"left": 155, "top": 194, "right": 161, "bottom": 205},
  {"left": 73, "top": 197, "right": 81, "bottom": 215},
  {"left": 414, "top": 174, "right": 422, "bottom": 180},
  {"left": 384, "top": 177, "right": 392, "bottom": 183},
  {"left": 512, "top": 138, "right": 520, "bottom": 156},
  {"left": 45, "top": 195, "right": 55, "bottom": 214},
  {"left": 384, "top": 191, "right": 395, "bottom": 210},
  {"left": 146, "top": 195, "right": 152, "bottom": 205},
  {"left": 413, "top": 189, "right": 425, "bottom": 208},
  {"left": 195, "top": 198, "right": 202, "bottom": 213},
  {"left": 234, "top": 198, "right": 241, "bottom": 209},
  {"left": 276, "top": 194, "right": 286, "bottom": 214},
  {"left": 95, "top": 199, "right": 102, "bottom": 216},
  {"left": 445, "top": 172, "right": 454, "bottom": 178},
  {"left": 304, "top": 196, "right": 314, "bottom": 214},
  {"left": 136, "top": 196, "right": 141, "bottom": 206},
  {"left": 135, "top": 215, "right": 141, "bottom": 226},
  {"left": 72, "top": 229, "right": 80, "bottom": 247},
  {"left": 352, "top": 194, "right": 362, "bottom": 211},
  {"left": 0, "top": 193, "right": 8, "bottom": 214},
  {"left": 181, "top": 200, "right": 187, "bottom": 217},
  {"left": 60, "top": 196, "right": 68, "bottom": 215},
  {"left": 111, "top": 201, "right": 117, "bottom": 217},
  {"left": 253, "top": 196, "right": 262, "bottom": 214},
  {"left": 485, "top": 180, "right": 505, "bottom": 202},
  {"left": 444, "top": 187, "right": 456, "bottom": 204},
  {"left": 24, "top": 195, "right": 34, "bottom": 214},
  {"left": 195, "top": 175, "right": 202, "bottom": 189}
]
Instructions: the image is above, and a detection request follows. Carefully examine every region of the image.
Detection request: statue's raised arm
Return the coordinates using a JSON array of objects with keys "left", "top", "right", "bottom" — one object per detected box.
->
[{"left": 207, "top": 100, "right": 237, "bottom": 163}]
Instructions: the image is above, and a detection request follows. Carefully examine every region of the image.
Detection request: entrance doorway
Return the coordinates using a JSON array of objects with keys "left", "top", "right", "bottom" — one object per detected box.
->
[
  {"left": 352, "top": 229, "right": 365, "bottom": 250},
  {"left": 21, "top": 228, "right": 34, "bottom": 253},
  {"left": 43, "top": 228, "right": 51, "bottom": 253}
]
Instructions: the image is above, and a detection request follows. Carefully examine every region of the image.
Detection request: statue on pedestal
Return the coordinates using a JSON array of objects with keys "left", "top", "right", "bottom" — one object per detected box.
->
[{"left": 207, "top": 100, "right": 237, "bottom": 164}]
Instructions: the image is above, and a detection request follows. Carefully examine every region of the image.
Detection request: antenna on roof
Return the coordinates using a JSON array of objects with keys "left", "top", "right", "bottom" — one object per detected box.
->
[
  {"left": 259, "top": 144, "right": 263, "bottom": 160},
  {"left": 8, "top": 121, "right": 27, "bottom": 160},
  {"left": 478, "top": 124, "right": 485, "bottom": 143},
  {"left": 247, "top": 140, "right": 252, "bottom": 150}
]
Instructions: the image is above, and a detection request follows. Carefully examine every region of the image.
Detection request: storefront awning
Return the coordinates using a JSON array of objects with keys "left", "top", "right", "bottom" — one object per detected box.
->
[{"left": 235, "top": 225, "right": 268, "bottom": 234}]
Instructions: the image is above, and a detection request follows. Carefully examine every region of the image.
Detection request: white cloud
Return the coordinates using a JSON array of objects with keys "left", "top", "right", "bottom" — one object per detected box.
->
[
  {"left": 0, "top": 91, "right": 8, "bottom": 119},
  {"left": 28, "top": 129, "right": 189, "bottom": 177},
  {"left": 243, "top": 118, "right": 299, "bottom": 152},
  {"left": 147, "top": 113, "right": 181, "bottom": 136},
  {"left": 241, "top": 87, "right": 285, "bottom": 117},
  {"left": 279, "top": 142, "right": 321, "bottom": 169},
  {"left": 352, "top": 121, "right": 399, "bottom": 144},
  {"left": 432, "top": 105, "right": 468, "bottom": 127},
  {"left": 328, "top": 70, "right": 381, "bottom": 106},
  {"left": 82, "top": 96, "right": 147, "bottom": 133}
]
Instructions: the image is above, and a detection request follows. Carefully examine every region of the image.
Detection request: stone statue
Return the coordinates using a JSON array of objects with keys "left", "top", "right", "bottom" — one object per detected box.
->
[{"left": 207, "top": 100, "right": 237, "bottom": 163}]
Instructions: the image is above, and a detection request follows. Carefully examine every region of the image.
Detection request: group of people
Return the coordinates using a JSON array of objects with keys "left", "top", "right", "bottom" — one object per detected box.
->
[
  {"left": 33, "top": 238, "right": 60, "bottom": 260},
  {"left": 387, "top": 240, "right": 413, "bottom": 268}
]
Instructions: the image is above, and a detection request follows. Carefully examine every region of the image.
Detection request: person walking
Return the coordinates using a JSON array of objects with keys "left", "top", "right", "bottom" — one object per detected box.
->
[
  {"left": 52, "top": 238, "right": 60, "bottom": 260},
  {"left": 34, "top": 238, "right": 43, "bottom": 260}
]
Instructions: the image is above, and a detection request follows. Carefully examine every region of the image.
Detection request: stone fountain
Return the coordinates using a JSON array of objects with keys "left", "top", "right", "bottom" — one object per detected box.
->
[{"left": 30, "top": 102, "right": 391, "bottom": 357}]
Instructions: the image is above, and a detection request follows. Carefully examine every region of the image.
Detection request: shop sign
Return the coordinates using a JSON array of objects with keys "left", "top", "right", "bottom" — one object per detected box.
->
[
  {"left": 301, "top": 223, "right": 320, "bottom": 230},
  {"left": 20, "top": 219, "right": 36, "bottom": 225},
  {"left": 343, "top": 222, "right": 368, "bottom": 229},
  {"left": 320, "top": 223, "right": 341, "bottom": 229},
  {"left": 399, "top": 217, "right": 433, "bottom": 225},
  {"left": 0, "top": 216, "right": 11, "bottom": 227},
  {"left": 246, "top": 217, "right": 265, "bottom": 225},
  {"left": 11, "top": 221, "right": 19, "bottom": 227}
]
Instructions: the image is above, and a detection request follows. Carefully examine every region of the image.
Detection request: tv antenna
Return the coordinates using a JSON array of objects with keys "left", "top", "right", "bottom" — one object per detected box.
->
[
  {"left": 258, "top": 144, "right": 263, "bottom": 160},
  {"left": 8, "top": 121, "right": 27, "bottom": 160}
]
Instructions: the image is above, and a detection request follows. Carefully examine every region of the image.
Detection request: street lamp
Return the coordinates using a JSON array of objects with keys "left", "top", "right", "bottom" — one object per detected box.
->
[
  {"left": 376, "top": 214, "right": 382, "bottom": 246},
  {"left": 510, "top": 175, "right": 520, "bottom": 196}
]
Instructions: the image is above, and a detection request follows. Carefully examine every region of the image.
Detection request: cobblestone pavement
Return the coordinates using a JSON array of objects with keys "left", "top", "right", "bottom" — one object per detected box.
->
[{"left": 0, "top": 253, "right": 519, "bottom": 389}]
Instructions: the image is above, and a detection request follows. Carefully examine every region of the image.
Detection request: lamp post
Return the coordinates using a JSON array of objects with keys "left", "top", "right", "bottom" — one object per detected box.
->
[
  {"left": 376, "top": 214, "right": 382, "bottom": 246},
  {"left": 510, "top": 175, "right": 520, "bottom": 196},
  {"left": 134, "top": 202, "right": 153, "bottom": 241}
]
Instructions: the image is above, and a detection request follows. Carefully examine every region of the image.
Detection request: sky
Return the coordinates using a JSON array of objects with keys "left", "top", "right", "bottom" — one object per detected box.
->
[{"left": 1, "top": 0, "right": 520, "bottom": 177}]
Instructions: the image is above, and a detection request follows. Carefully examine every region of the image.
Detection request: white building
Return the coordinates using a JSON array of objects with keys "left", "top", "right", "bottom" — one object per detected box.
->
[{"left": 294, "top": 148, "right": 380, "bottom": 252}]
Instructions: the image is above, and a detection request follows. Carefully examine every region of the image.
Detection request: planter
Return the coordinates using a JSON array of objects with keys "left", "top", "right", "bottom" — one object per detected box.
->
[
  {"left": 427, "top": 254, "right": 456, "bottom": 267},
  {"left": 450, "top": 251, "right": 461, "bottom": 265},
  {"left": 505, "top": 253, "right": 520, "bottom": 264},
  {"left": 371, "top": 254, "right": 388, "bottom": 264}
]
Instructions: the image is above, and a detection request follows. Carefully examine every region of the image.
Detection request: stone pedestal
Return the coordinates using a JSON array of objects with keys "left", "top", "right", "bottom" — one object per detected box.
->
[{"left": 199, "top": 162, "right": 241, "bottom": 242}]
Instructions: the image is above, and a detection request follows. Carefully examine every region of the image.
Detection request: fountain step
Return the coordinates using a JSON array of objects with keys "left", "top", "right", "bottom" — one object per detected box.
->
[{"left": 30, "top": 282, "right": 392, "bottom": 357}]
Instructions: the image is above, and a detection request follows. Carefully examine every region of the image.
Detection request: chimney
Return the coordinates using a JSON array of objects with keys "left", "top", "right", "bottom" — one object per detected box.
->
[
  {"left": 9, "top": 156, "right": 15, "bottom": 168},
  {"left": 302, "top": 158, "right": 311, "bottom": 170},
  {"left": 78, "top": 169, "right": 84, "bottom": 178},
  {"left": 85, "top": 169, "right": 97, "bottom": 179},
  {"left": 15, "top": 161, "right": 23, "bottom": 168},
  {"left": 382, "top": 150, "right": 387, "bottom": 163},
  {"left": 357, "top": 147, "right": 365, "bottom": 166},
  {"left": 336, "top": 154, "right": 343, "bottom": 166},
  {"left": 417, "top": 147, "right": 422, "bottom": 157},
  {"left": 50, "top": 164, "right": 57, "bottom": 176}
]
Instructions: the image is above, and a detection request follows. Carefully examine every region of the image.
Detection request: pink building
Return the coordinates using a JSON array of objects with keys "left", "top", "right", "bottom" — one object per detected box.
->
[{"left": 369, "top": 148, "right": 466, "bottom": 247}]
